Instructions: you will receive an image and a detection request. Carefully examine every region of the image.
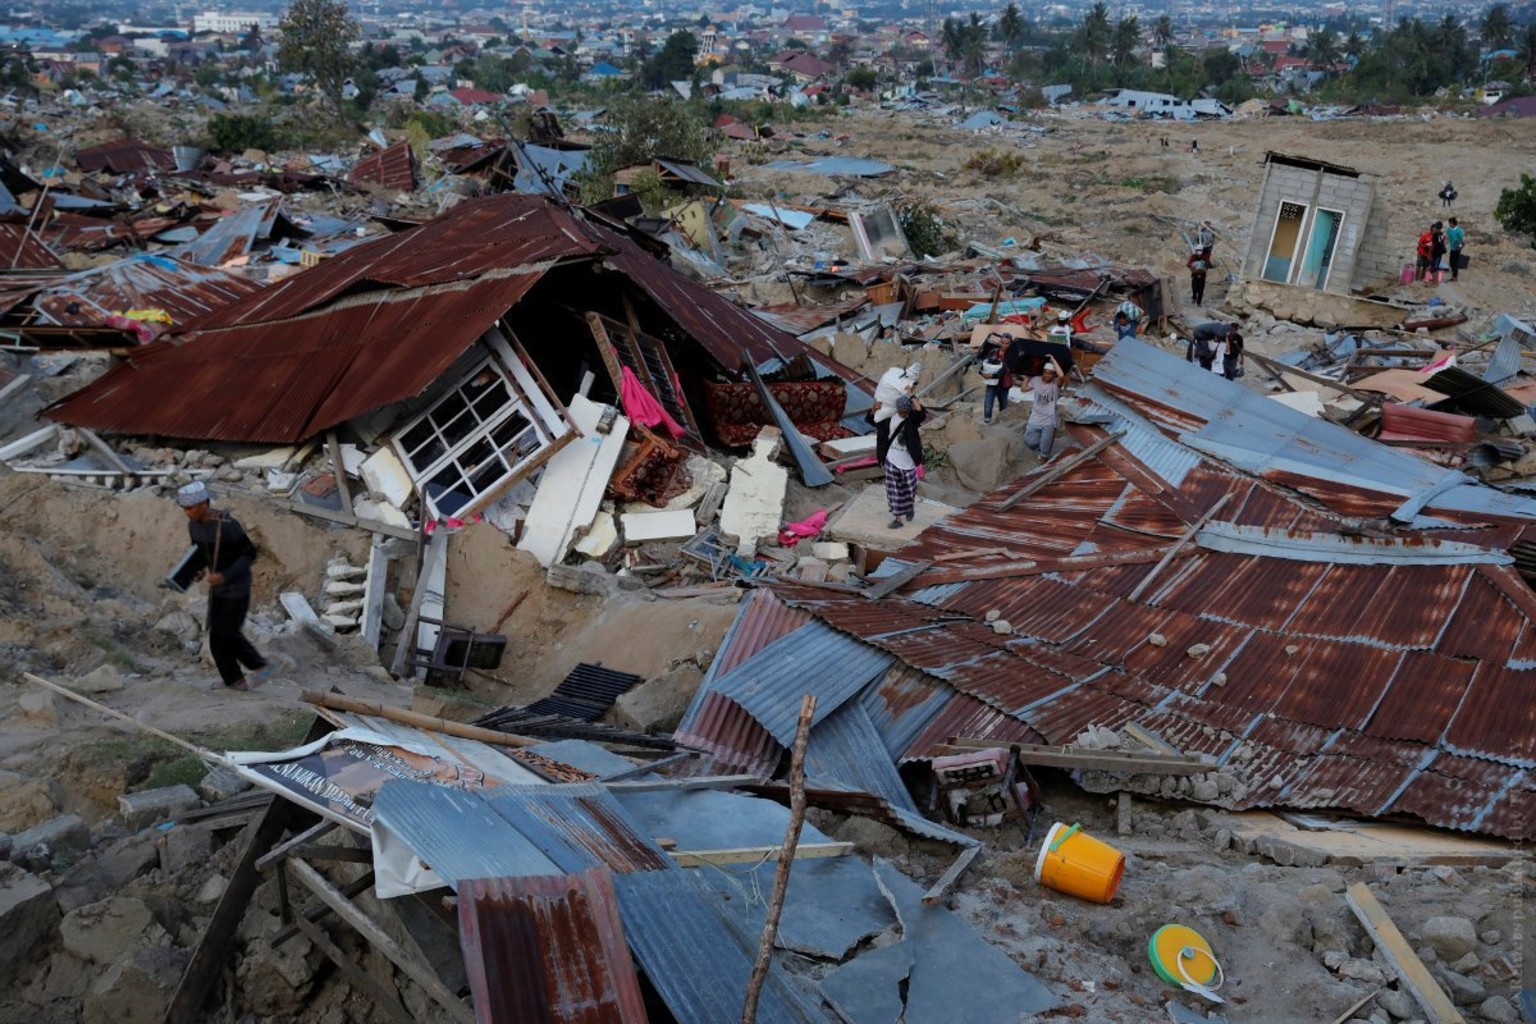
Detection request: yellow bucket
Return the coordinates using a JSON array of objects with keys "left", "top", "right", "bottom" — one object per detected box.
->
[{"left": 1033, "top": 822, "right": 1125, "bottom": 903}]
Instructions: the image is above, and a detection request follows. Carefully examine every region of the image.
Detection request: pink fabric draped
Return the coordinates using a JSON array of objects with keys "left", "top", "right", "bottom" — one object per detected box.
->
[
  {"left": 619, "top": 365, "right": 685, "bottom": 439},
  {"left": 778, "top": 508, "right": 829, "bottom": 547}
]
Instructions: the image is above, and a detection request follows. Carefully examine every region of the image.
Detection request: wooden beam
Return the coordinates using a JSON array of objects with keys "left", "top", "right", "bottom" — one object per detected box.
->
[
  {"left": 1245, "top": 351, "right": 1382, "bottom": 405},
  {"left": 78, "top": 427, "right": 135, "bottom": 477},
  {"left": 1327, "top": 988, "right": 1382, "bottom": 1024},
  {"left": 670, "top": 841, "right": 852, "bottom": 867},
  {"left": 863, "top": 559, "right": 932, "bottom": 600},
  {"left": 1125, "top": 492, "right": 1231, "bottom": 603},
  {"left": 287, "top": 500, "right": 419, "bottom": 542},
  {"left": 359, "top": 535, "right": 389, "bottom": 651},
  {"left": 996, "top": 431, "right": 1125, "bottom": 512},
  {"left": 914, "top": 350, "right": 977, "bottom": 401},
  {"left": 1344, "top": 883, "right": 1465, "bottom": 1024},
  {"left": 299, "top": 691, "right": 539, "bottom": 749},
  {"left": 917, "top": 544, "right": 1191, "bottom": 587},
  {"left": 294, "top": 915, "right": 415, "bottom": 1024},
  {"left": 287, "top": 858, "right": 475, "bottom": 1024},
  {"left": 1123, "top": 722, "right": 1183, "bottom": 758},
  {"left": 165, "top": 790, "right": 298, "bottom": 1023},
  {"left": 389, "top": 530, "right": 442, "bottom": 677},
  {"left": 945, "top": 740, "right": 1207, "bottom": 776},
  {"left": 325, "top": 431, "right": 353, "bottom": 517},
  {"left": 922, "top": 843, "right": 981, "bottom": 905},
  {"left": 271, "top": 871, "right": 375, "bottom": 948}
]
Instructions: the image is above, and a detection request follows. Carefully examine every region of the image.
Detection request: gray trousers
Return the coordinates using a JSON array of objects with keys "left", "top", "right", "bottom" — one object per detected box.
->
[{"left": 1025, "top": 422, "right": 1056, "bottom": 458}]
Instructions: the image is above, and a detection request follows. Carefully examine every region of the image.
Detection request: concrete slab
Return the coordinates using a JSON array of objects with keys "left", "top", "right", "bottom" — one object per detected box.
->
[
  {"left": 873, "top": 858, "right": 1059, "bottom": 1021},
  {"left": 573, "top": 510, "right": 619, "bottom": 558},
  {"left": 718, "top": 431, "right": 788, "bottom": 557},
  {"left": 690, "top": 855, "right": 895, "bottom": 959},
  {"left": 360, "top": 446, "right": 413, "bottom": 508},
  {"left": 827, "top": 483, "right": 958, "bottom": 550},
  {"left": 620, "top": 509, "right": 697, "bottom": 543},
  {"left": 820, "top": 941, "right": 912, "bottom": 1024},
  {"left": 519, "top": 396, "right": 630, "bottom": 567}
]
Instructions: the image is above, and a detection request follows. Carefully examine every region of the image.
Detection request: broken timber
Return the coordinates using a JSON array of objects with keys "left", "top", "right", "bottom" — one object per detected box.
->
[
  {"left": 1126, "top": 492, "right": 1231, "bottom": 602},
  {"left": 996, "top": 431, "right": 1125, "bottom": 512},
  {"left": 1344, "top": 883, "right": 1465, "bottom": 1024},
  {"left": 918, "top": 545, "right": 1193, "bottom": 587},
  {"left": 300, "top": 691, "right": 539, "bottom": 748},
  {"left": 863, "top": 559, "right": 932, "bottom": 600},
  {"left": 942, "top": 739, "right": 1207, "bottom": 776},
  {"left": 669, "top": 841, "right": 852, "bottom": 867}
]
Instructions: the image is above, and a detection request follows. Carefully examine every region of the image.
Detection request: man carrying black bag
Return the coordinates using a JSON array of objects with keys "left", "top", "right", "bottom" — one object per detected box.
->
[{"left": 175, "top": 481, "right": 271, "bottom": 691}]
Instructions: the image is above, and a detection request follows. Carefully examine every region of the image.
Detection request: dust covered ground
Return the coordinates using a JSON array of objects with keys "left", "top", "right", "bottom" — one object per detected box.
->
[{"left": 0, "top": 107, "right": 1532, "bottom": 1024}]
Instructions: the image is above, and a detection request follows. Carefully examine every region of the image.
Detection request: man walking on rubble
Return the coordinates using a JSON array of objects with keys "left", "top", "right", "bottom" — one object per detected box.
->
[
  {"left": 176, "top": 481, "right": 271, "bottom": 691},
  {"left": 1024, "top": 360, "right": 1062, "bottom": 459}
]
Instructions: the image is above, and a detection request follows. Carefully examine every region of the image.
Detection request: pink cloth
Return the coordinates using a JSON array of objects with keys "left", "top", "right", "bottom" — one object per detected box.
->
[
  {"left": 619, "top": 365, "right": 685, "bottom": 439},
  {"left": 778, "top": 508, "right": 829, "bottom": 547}
]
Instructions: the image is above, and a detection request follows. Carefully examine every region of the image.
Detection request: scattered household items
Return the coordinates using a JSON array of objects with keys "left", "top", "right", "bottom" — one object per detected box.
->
[
  {"left": 1150, "top": 924, "right": 1225, "bottom": 1004},
  {"left": 1034, "top": 822, "right": 1125, "bottom": 904}
]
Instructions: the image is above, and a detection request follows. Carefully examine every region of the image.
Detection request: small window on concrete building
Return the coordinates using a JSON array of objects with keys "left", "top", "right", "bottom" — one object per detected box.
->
[
  {"left": 392, "top": 331, "right": 571, "bottom": 519},
  {"left": 1262, "top": 201, "right": 1308, "bottom": 283}
]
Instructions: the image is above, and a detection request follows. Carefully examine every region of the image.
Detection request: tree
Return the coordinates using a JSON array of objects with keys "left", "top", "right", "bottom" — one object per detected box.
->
[
  {"left": 1482, "top": 3, "right": 1513, "bottom": 48},
  {"left": 277, "top": 0, "right": 360, "bottom": 116},
  {"left": 577, "top": 96, "right": 711, "bottom": 203},
  {"left": 961, "top": 13, "right": 988, "bottom": 79},
  {"left": 1306, "top": 26, "right": 1341, "bottom": 68},
  {"left": 941, "top": 16, "right": 965, "bottom": 72},
  {"left": 209, "top": 112, "right": 279, "bottom": 152},
  {"left": 844, "top": 66, "right": 877, "bottom": 90},
  {"left": 1520, "top": 23, "right": 1536, "bottom": 82},
  {"left": 1343, "top": 29, "right": 1366, "bottom": 59},
  {"left": 1495, "top": 173, "right": 1536, "bottom": 245},
  {"left": 1111, "top": 15, "right": 1140, "bottom": 74},
  {"left": 641, "top": 29, "right": 697, "bottom": 89},
  {"left": 998, "top": 2, "right": 1024, "bottom": 56},
  {"left": 1076, "top": 2, "right": 1112, "bottom": 67},
  {"left": 1152, "top": 14, "right": 1174, "bottom": 51}
]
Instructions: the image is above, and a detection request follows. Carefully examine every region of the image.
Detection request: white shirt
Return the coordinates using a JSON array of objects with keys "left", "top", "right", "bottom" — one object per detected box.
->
[
  {"left": 885, "top": 414, "right": 916, "bottom": 470},
  {"left": 1027, "top": 378, "right": 1060, "bottom": 427}
]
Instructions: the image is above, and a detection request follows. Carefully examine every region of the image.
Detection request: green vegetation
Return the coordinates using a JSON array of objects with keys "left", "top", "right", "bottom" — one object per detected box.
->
[
  {"left": 208, "top": 113, "right": 280, "bottom": 153},
  {"left": 1496, "top": 174, "right": 1536, "bottom": 247},
  {"left": 576, "top": 95, "right": 712, "bottom": 204},
  {"left": 893, "top": 196, "right": 957, "bottom": 258},
  {"left": 276, "top": 0, "right": 361, "bottom": 116},
  {"left": 963, "top": 147, "right": 1026, "bottom": 178}
]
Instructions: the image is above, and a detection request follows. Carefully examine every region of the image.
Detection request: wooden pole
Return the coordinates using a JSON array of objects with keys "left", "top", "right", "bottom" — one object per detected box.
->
[
  {"left": 1125, "top": 492, "right": 1231, "bottom": 603},
  {"left": 740, "top": 694, "right": 817, "bottom": 1024},
  {"left": 996, "top": 430, "right": 1125, "bottom": 512},
  {"left": 299, "top": 691, "right": 540, "bottom": 748},
  {"left": 22, "top": 672, "right": 230, "bottom": 766}
]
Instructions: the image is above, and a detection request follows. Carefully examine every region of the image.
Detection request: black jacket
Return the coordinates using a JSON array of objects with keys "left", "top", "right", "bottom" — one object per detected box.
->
[
  {"left": 886, "top": 408, "right": 926, "bottom": 467},
  {"left": 187, "top": 511, "right": 258, "bottom": 599}
]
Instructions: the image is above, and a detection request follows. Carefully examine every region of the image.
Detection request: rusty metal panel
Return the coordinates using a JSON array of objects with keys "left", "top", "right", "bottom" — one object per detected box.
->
[
  {"left": 1388, "top": 753, "right": 1527, "bottom": 836},
  {"left": 1268, "top": 643, "right": 1404, "bottom": 731},
  {"left": 1443, "top": 662, "right": 1536, "bottom": 762},
  {"left": 1019, "top": 683, "right": 1148, "bottom": 744},
  {"left": 1098, "top": 483, "right": 1188, "bottom": 537},
  {"left": 940, "top": 577, "right": 1113, "bottom": 643},
  {"left": 1363, "top": 651, "right": 1477, "bottom": 744},
  {"left": 701, "top": 587, "right": 814, "bottom": 684},
  {"left": 0, "top": 224, "right": 62, "bottom": 269},
  {"left": 458, "top": 869, "right": 649, "bottom": 1024},
  {"left": 859, "top": 663, "right": 953, "bottom": 758},
  {"left": 751, "top": 297, "right": 867, "bottom": 336},
  {"left": 901, "top": 692, "right": 1042, "bottom": 760},
  {"left": 76, "top": 138, "right": 175, "bottom": 173},
  {"left": 1435, "top": 570, "right": 1525, "bottom": 664},
  {"left": 487, "top": 783, "right": 675, "bottom": 875},
  {"left": 943, "top": 650, "right": 1077, "bottom": 715},
  {"left": 47, "top": 274, "right": 540, "bottom": 442},
  {"left": 673, "top": 691, "right": 781, "bottom": 777},
  {"left": 348, "top": 140, "right": 420, "bottom": 191}
]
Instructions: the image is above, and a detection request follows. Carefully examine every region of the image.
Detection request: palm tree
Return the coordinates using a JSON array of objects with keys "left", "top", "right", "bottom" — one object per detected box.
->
[
  {"left": 1152, "top": 14, "right": 1174, "bottom": 51},
  {"left": 1343, "top": 29, "right": 1366, "bottom": 59},
  {"left": 997, "top": 2, "right": 1024, "bottom": 56},
  {"left": 1076, "top": 1, "right": 1111, "bottom": 67},
  {"left": 961, "top": 12, "right": 987, "bottom": 79},
  {"left": 941, "top": 16, "right": 963, "bottom": 74},
  {"left": 1482, "top": 3, "right": 1513, "bottom": 49},
  {"left": 1306, "top": 25, "right": 1341, "bottom": 68},
  {"left": 1111, "top": 15, "right": 1140, "bottom": 72}
]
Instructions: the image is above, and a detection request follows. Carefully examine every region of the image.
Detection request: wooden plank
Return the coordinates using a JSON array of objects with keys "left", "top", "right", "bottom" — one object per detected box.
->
[
  {"left": 288, "top": 844, "right": 372, "bottom": 863},
  {"left": 165, "top": 790, "right": 297, "bottom": 1023},
  {"left": 294, "top": 915, "right": 415, "bottom": 1024},
  {"left": 669, "top": 841, "right": 852, "bottom": 867},
  {"left": 946, "top": 739, "right": 1206, "bottom": 775},
  {"left": 0, "top": 423, "right": 58, "bottom": 463},
  {"left": 607, "top": 774, "right": 760, "bottom": 793},
  {"left": 0, "top": 371, "right": 31, "bottom": 407},
  {"left": 256, "top": 819, "right": 338, "bottom": 872},
  {"left": 286, "top": 500, "right": 419, "bottom": 542},
  {"left": 863, "top": 559, "right": 932, "bottom": 600},
  {"left": 921, "top": 843, "right": 981, "bottom": 905},
  {"left": 78, "top": 428, "right": 135, "bottom": 477},
  {"left": 271, "top": 871, "right": 375, "bottom": 948},
  {"left": 359, "top": 536, "right": 390, "bottom": 651},
  {"left": 1123, "top": 722, "right": 1183, "bottom": 757},
  {"left": 996, "top": 431, "right": 1125, "bottom": 512},
  {"left": 288, "top": 858, "right": 475, "bottom": 1024},
  {"left": 325, "top": 431, "right": 353, "bottom": 518},
  {"left": 1126, "top": 492, "right": 1230, "bottom": 602},
  {"left": 300, "top": 691, "right": 539, "bottom": 749},
  {"left": 1328, "top": 988, "right": 1382, "bottom": 1024},
  {"left": 1344, "top": 883, "right": 1465, "bottom": 1024},
  {"left": 390, "top": 530, "right": 443, "bottom": 677}
]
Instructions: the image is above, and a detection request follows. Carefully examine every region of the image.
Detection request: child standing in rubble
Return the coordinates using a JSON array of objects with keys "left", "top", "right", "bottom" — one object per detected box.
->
[{"left": 883, "top": 394, "right": 926, "bottom": 529}]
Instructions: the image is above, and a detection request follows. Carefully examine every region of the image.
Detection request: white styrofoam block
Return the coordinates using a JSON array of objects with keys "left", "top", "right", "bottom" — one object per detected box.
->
[
  {"left": 360, "top": 446, "right": 413, "bottom": 507},
  {"left": 619, "top": 509, "right": 697, "bottom": 543}
]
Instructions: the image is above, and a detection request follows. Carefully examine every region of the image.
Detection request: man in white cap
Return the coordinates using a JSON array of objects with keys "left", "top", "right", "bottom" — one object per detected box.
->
[
  {"left": 1047, "top": 310, "right": 1073, "bottom": 347},
  {"left": 176, "top": 481, "right": 271, "bottom": 690}
]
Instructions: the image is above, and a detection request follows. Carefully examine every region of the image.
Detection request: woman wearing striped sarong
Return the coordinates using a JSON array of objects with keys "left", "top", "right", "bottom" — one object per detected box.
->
[{"left": 884, "top": 394, "right": 926, "bottom": 529}]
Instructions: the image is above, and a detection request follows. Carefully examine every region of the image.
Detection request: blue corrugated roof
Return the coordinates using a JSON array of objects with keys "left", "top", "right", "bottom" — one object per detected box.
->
[
  {"left": 484, "top": 782, "right": 674, "bottom": 874},
  {"left": 1088, "top": 339, "right": 1536, "bottom": 521},
  {"left": 372, "top": 781, "right": 562, "bottom": 889},
  {"left": 763, "top": 156, "right": 894, "bottom": 177},
  {"left": 712, "top": 621, "right": 894, "bottom": 745},
  {"left": 613, "top": 870, "right": 832, "bottom": 1024},
  {"left": 806, "top": 700, "right": 919, "bottom": 812}
]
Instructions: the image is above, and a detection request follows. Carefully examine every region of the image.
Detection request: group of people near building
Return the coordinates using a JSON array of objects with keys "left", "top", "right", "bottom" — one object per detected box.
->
[{"left": 1415, "top": 217, "right": 1466, "bottom": 284}]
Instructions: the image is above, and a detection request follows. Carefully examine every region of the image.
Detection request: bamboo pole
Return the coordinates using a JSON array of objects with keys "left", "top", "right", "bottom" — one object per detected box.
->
[
  {"left": 22, "top": 672, "right": 230, "bottom": 766},
  {"left": 740, "top": 694, "right": 817, "bottom": 1024},
  {"left": 299, "top": 690, "right": 539, "bottom": 748}
]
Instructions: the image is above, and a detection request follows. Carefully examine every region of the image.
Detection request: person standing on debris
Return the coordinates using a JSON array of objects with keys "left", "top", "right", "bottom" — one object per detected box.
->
[
  {"left": 1024, "top": 360, "right": 1062, "bottom": 459},
  {"left": 1446, "top": 217, "right": 1465, "bottom": 281},
  {"left": 1195, "top": 220, "right": 1216, "bottom": 260},
  {"left": 1219, "top": 325, "right": 1244, "bottom": 380},
  {"left": 1112, "top": 312, "right": 1137, "bottom": 342},
  {"left": 979, "top": 335, "right": 1012, "bottom": 424},
  {"left": 1047, "top": 309, "right": 1073, "bottom": 347},
  {"left": 1429, "top": 222, "right": 1448, "bottom": 285},
  {"left": 1415, "top": 224, "right": 1435, "bottom": 282},
  {"left": 1188, "top": 322, "right": 1227, "bottom": 371},
  {"left": 176, "top": 482, "right": 271, "bottom": 691},
  {"left": 1188, "top": 252, "right": 1210, "bottom": 307},
  {"left": 883, "top": 394, "right": 925, "bottom": 529},
  {"left": 872, "top": 363, "right": 922, "bottom": 466},
  {"left": 1438, "top": 180, "right": 1457, "bottom": 209}
]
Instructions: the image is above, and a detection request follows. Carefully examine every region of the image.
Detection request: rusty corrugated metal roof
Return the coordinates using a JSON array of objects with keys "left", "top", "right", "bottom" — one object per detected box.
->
[
  {"left": 46, "top": 273, "right": 540, "bottom": 441},
  {"left": 458, "top": 869, "right": 649, "bottom": 1024},
  {"left": 348, "top": 140, "right": 420, "bottom": 191},
  {"left": 0, "top": 223, "right": 63, "bottom": 269},
  {"left": 75, "top": 138, "right": 175, "bottom": 174},
  {"left": 1, "top": 254, "right": 264, "bottom": 331}
]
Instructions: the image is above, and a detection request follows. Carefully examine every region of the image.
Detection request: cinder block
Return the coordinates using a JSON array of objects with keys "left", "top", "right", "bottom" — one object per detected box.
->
[{"left": 118, "top": 785, "right": 200, "bottom": 831}]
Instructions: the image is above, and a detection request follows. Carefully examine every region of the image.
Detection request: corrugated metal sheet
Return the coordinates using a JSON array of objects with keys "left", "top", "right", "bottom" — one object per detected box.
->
[
  {"left": 805, "top": 700, "right": 918, "bottom": 812},
  {"left": 458, "top": 870, "right": 648, "bottom": 1024},
  {"left": 371, "top": 781, "right": 563, "bottom": 888},
  {"left": 613, "top": 870, "right": 831, "bottom": 1024},
  {"left": 0, "top": 223, "right": 63, "bottom": 269},
  {"left": 348, "top": 140, "right": 420, "bottom": 191},
  {"left": 76, "top": 138, "right": 174, "bottom": 173},
  {"left": 485, "top": 783, "right": 674, "bottom": 874},
  {"left": 691, "top": 588, "right": 813, "bottom": 702},
  {"left": 171, "top": 198, "right": 280, "bottom": 267},
  {"left": 1442, "top": 662, "right": 1536, "bottom": 762},
  {"left": 859, "top": 663, "right": 954, "bottom": 759},
  {"left": 711, "top": 621, "right": 893, "bottom": 746},
  {"left": 17, "top": 254, "right": 265, "bottom": 329},
  {"left": 901, "top": 692, "right": 1042, "bottom": 760},
  {"left": 673, "top": 691, "right": 782, "bottom": 777},
  {"left": 47, "top": 273, "right": 540, "bottom": 442},
  {"left": 751, "top": 297, "right": 867, "bottom": 337},
  {"left": 1387, "top": 752, "right": 1529, "bottom": 838}
]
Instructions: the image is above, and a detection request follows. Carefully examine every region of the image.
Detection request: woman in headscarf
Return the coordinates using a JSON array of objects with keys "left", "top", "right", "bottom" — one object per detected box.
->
[
  {"left": 872, "top": 363, "right": 921, "bottom": 465},
  {"left": 884, "top": 393, "right": 926, "bottom": 529}
]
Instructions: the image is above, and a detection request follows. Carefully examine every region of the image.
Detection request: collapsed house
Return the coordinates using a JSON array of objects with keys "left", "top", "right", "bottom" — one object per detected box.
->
[
  {"left": 42, "top": 194, "right": 867, "bottom": 526},
  {"left": 684, "top": 340, "right": 1534, "bottom": 842}
]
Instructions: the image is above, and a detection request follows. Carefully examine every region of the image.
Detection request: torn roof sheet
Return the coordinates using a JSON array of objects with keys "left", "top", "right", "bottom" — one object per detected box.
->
[
  {"left": 0, "top": 222, "right": 63, "bottom": 269},
  {"left": 763, "top": 156, "right": 895, "bottom": 177},
  {"left": 483, "top": 783, "right": 675, "bottom": 875},
  {"left": 458, "top": 870, "right": 648, "bottom": 1024},
  {"left": 372, "top": 781, "right": 563, "bottom": 889},
  {"left": 3, "top": 254, "right": 265, "bottom": 330},
  {"left": 347, "top": 139, "right": 420, "bottom": 191},
  {"left": 169, "top": 198, "right": 282, "bottom": 267}
]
